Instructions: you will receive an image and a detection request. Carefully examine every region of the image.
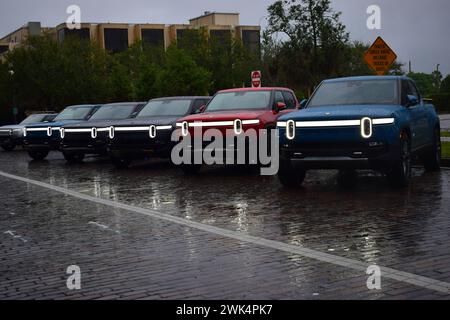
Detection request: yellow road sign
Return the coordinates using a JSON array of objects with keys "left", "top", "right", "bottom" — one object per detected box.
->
[{"left": 364, "top": 37, "right": 397, "bottom": 75}]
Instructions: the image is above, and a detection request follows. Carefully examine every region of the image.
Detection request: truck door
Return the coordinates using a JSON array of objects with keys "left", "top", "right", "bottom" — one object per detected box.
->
[{"left": 401, "top": 80, "right": 427, "bottom": 150}]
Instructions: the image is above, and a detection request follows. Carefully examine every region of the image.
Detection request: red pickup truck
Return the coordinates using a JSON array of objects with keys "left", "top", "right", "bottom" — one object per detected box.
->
[{"left": 175, "top": 87, "right": 299, "bottom": 173}]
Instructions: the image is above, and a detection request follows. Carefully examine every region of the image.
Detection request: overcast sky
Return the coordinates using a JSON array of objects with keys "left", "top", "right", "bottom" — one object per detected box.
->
[{"left": 0, "top": 0, "right": 449, "bottom": 76}]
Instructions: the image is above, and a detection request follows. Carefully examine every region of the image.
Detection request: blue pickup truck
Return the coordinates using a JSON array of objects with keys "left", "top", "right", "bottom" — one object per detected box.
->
[
  {"left": 277, "top": 76, "right": 441, "bottom": 188},
  {"left": 23, "top": 104, "right": 101, "bottom": 160}
]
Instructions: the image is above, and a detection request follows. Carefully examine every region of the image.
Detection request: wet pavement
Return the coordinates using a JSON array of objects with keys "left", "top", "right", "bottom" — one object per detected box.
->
[{"left": 1, "top": 150, "right": 450, "bottom": 300}]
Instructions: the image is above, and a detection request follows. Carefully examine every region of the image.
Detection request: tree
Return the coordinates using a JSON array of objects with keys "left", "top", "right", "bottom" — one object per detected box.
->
[
  {"left": 113, "top": 42, "right": 164, "bottom": 101},
  {"left": 431, "top": 69, "right": 443, "bottom": 91},
  {"left": 441, "top": 75, "right": 450, "bottom": 93},
  {"left": 176, "top": 28, "right": 261, "bottom": 92},
  {"left": 6, "top": 35, "right": 61, "bottom": 110},
  {"left": 5, "top": 35, "right": 114, "bottom": 111},
  {"left": 265, "top": 0, "right": 349, "bottom": 94},
  {"left": 154, "top": 46, "right": 211, "bottom": 96},
  {"left": 0, "top": 62, "right": 13, "bottom": 124},
  {"left": 407, "top": 72, "right": 438, "bottom": 97}
]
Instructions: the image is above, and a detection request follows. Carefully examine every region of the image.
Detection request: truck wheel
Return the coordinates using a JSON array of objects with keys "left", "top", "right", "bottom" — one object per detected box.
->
[
  {"left": 337, "top": 170, "right": 358, "bottom": 188},
  {"left": 278, "top": 159, "right": 306, "bottom": 188},
  {"left": 28, "top": 150, "right": 49, "bottom": 161},
  {"left": 180, "top": 164, "right": 202, "bottom": 175},
  {"left": 63, "top": 152, "right": 85, "bottom": 164},
  {"left": 1, "top": 144, "right": 15, "bottom": 151},
  {"left": 111, "top": 157, "right": 131, "bottom": 169},
  {"left": 387, "top": 133, "right": 411, "bottom": 188},
  {"left": 423, "top": 128, "right": 441, "bottom": 172}
]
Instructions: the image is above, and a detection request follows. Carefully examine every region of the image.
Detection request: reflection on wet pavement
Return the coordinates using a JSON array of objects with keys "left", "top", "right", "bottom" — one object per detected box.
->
[{"left": 1, "top": 150, "right": 450, "bottom": 299}]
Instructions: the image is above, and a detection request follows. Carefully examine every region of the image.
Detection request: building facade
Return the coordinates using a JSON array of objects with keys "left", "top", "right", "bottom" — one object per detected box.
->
[{"left": 0, "top": 12, "right": 260, "bottom": 55}]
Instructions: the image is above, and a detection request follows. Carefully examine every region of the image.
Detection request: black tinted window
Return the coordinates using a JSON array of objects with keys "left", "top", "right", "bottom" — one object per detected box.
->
[
  {"left": 20, "top": 114, "right": 45, "bottom": 124},
  {"left": 104, "top": 28, "right": 128, "bottom": 53},
  {"left": 89, "top": 104, "right": 137, "bottom": 120},
  {"left": 141, "top": 29, "right": 164, "bottom": 48},
  {"left": 54, "top": 106, "right": 94, "bottom": 121},
  {"left": 282, "top": 91, "right": 296, "bottom": 109},
  {"left": 192, "top": 99, "right": 209, "bottom": 114},
  {"left": 137, "top": 99, "right": 192, "bottom": 117}
]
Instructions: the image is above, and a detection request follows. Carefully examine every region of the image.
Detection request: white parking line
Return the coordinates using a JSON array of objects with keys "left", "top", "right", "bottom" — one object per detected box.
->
[
  {"left": 4, "top": 230, "right": 28, "bottom": 243},
  {"left": 88, "top": 221, "right": 121, "bottom": 234},
  {"left": 0, "top": 169, "right": 449, "bottom": 294}
]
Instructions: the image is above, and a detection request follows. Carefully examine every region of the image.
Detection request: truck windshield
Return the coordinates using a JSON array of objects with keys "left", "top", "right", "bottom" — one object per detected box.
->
[
  {"left": 206, "top": 91, "right": 272, "bottom": 111},
  {"left": 137, "top": 99, "right": 192, "bottom": 117},
  {"left": 89, "top": 104, "right": 136, "bottom": 120},
  {"left": 308, "top": 80, "right": 398, "bottom": 107},
  {"left": 54, "top": 106, "right": 94, "bottom": 121},
  {"left": 20, "top": 114, "right": 46, "bottom": 124}
]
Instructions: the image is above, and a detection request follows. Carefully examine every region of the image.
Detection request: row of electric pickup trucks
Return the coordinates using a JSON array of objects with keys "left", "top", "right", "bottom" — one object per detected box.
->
[{"left": 0, "top": 76, "right": 442, "bottom": 188}]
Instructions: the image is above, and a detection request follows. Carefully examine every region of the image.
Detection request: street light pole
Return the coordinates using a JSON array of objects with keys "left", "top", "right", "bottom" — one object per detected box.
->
[{"left": 8, "top": 66, "right": 17, "bottom": 124}]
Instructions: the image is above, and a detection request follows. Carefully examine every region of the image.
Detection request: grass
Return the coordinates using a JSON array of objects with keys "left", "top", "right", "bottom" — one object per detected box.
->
[
  {"left": 441, "top": 131, "right": 450, "bottom": 138},
  {"left": 443, "top": 142, "right": 450, "bottom": 159}
]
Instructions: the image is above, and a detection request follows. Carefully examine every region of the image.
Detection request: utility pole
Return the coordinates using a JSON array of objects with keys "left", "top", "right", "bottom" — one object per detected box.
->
[
  {"left": 8, "top": 67, "right": 17, "bottom": 124},
  {"left": 408, "top": 61, "right": 412, "bottom": 74}
]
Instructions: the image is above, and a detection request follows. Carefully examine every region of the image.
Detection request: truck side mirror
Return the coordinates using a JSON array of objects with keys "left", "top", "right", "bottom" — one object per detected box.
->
[
  {"left": 194, "top": 105, "right": 206, "bottom": 114},
  {"left": 405, "top": 95, "right": 419, "bottom": 107},
  {"left": 275, "top": 102, "right": 287, "bottom": 112},
  {"left": 300, "top": 99, "right": 308, "bottom": 109}
]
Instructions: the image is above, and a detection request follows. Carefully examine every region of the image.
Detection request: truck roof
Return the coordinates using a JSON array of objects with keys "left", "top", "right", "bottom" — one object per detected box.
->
[
  {"left": 218, "top": 87, "right": 293, "bottom": 93},
  {"left": 323, "top": 75, "right": 411, "bottom": 83}
]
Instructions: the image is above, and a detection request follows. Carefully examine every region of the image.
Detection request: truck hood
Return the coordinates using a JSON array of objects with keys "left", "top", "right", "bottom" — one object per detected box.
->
[
  {"left": 63, "top": 119, "right": 125, "bottom": 129},
  {"left": 110, "top": 116, "right": 180, "bottom": 127},
  {"left": 180, "top": 110, "right": 266, "bottom": 122},
  {"left": 0, "top": 124, "right": 25, "bottom": 130},
  {"left": 25, "top": 120, "right": 83, "bottom": 128},
  {"left": 280, "top": 105, "right": 402, "bottom": 121}
]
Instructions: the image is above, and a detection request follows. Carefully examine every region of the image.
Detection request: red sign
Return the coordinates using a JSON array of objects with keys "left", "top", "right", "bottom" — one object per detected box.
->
[{"left": 251, "top": 71, "right": 261, "bottom": 88}]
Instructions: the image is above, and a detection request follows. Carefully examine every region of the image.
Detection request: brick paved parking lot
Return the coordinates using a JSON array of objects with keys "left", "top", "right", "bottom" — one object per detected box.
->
[{"left": 1, "top": 150, "right": 450, "bottom": 300}]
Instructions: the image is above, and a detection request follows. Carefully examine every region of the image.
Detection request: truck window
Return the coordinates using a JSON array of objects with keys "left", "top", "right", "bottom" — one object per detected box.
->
[
  {"left": 275, "top": 91, "right": 285, "bottom": 104},
  {"left": 282, "top": 91, "right": 296, "bottom": 109},
  {"left": 408, "top": 81, "right": 421, "bottom": 101},
  {"left": 402, "top": 80, "right": 420, "bottom": 106}
]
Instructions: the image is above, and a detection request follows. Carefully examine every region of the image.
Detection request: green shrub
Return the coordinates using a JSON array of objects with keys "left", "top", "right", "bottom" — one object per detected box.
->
[{"left": 429, "top": 93, "right": 450, "bottom": 114}]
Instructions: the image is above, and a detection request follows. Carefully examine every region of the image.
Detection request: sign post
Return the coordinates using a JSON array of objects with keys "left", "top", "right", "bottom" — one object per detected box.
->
[
  {"left": 364, "top": 37, "right": 397, "bottom": 75},
  {"left": 251, "top": 71, "right": 262, "bottom": 88}
]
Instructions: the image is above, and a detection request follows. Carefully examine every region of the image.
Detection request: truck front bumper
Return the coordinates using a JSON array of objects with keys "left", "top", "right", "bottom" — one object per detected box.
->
[{"left": 281, "top": 142, "right": 401, "bottom": 170}]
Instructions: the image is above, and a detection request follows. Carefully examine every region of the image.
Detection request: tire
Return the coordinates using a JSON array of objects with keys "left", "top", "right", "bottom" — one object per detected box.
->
[
  {"left": 337, "top": 169, "right": 358, "bottom": 188},
  {"left": 277, "top": 159, "right": 306, "bottom": 188},
  {"left": 423, "top": 128, "right": 441, "bottom": 172},
  {"left": 387, "top": 133, "right": 411, "bottom": 188},
  {"left": 180, "top": 164, "right": 202, "bottom": 175},
  {"left": 111, "top": 157, "right": 131, "bottom": 169},
  {"left": 28, "top": 150, "right": 49, "bottom": 161},
  {"left": 63, "top": 152, "right": 85, "bottom": 164},
  {"left": 1, "top": 144, "right": 15, "bottom": 151}
]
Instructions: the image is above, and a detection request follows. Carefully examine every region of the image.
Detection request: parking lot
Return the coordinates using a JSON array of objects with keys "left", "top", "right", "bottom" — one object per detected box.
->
[{"left": 1, "top": 150, "right": 450, "bottom": 300}]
